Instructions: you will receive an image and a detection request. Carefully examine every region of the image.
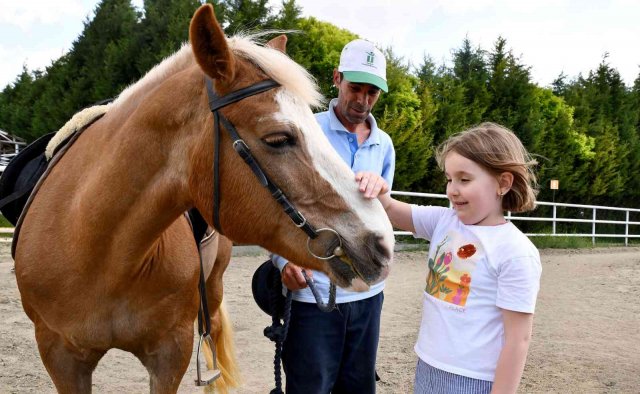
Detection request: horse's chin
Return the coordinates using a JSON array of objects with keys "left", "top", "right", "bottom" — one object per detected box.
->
[{"left": 326, "top": 254, "right": 390, "bottom": 291}]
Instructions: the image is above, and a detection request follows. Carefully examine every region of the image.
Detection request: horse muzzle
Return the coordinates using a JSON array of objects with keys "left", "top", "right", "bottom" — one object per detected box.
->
[{"left": 317, "top": 232, "right": 392, "bottom": 291}]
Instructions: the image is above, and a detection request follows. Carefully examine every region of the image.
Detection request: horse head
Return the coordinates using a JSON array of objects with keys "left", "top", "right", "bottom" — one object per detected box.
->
[{"left": 188, "top": 5, "right": 394, "bottom": 291}]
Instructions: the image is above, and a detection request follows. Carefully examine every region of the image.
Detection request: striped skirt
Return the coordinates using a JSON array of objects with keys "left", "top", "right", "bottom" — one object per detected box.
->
[{"left": 414, "top": 358, "right": 493, "bottom": 394}]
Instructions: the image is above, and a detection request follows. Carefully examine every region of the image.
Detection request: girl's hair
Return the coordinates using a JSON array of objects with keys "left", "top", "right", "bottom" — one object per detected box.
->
[{"left": 435, "top": 122, "right": 538, "bottom": 213}]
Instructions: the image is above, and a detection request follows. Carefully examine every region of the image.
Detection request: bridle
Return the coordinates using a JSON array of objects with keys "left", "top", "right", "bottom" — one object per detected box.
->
[
  {"left": 205, "top": 77, "right": 346, "bottom": 261},
  {"left": 203, "top": 76, "right": 354, "bottom": 391}
]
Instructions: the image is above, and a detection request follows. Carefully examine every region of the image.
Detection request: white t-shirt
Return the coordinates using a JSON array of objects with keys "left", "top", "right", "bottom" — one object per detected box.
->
[{"left": 411, "top": 205, "right": 541, "bottom": 382}]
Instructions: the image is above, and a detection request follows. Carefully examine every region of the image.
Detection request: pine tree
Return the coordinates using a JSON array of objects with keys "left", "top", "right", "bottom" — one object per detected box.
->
[
  {"left": 375, "top": 50, "right": 431, "bottom": 191},
  {"left": 452, "top": 37, "right": 490, "bottom": 125}
]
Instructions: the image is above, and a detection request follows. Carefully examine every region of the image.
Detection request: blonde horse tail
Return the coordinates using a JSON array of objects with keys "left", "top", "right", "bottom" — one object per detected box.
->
[{"left": 203, "top": 300, "right": 241, "bottom": 393}]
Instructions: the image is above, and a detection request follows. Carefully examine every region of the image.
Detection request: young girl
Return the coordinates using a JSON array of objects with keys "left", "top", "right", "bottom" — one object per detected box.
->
[{"left": 357, "top": 122, "right": 542, "bottom": 393}]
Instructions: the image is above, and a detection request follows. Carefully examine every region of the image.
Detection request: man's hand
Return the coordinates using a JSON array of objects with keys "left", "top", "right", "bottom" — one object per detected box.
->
[
  {"left": 281, "top": 262, "right": 311, "bottom": 290},
  {"left": 355, "top": 171, "right": 389, "bottom": 199}
]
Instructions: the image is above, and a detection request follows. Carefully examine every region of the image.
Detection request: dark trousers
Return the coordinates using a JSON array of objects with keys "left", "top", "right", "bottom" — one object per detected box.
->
[{"left": 282, "top": 292, "right": 384, "bottom": 394}]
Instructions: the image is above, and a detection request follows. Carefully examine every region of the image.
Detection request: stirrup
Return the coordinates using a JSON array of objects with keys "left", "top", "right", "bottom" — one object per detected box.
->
[{"left": 194, "top": 333, "right": 221, "bottom": 386}]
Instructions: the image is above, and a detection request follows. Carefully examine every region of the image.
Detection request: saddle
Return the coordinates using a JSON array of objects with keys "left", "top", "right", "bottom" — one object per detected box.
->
[
  {"left": 0, "top": 100, "right": 112, "bottom": 227},
  {"left": 0, "top": 132, "right": 56, "bottom": 226}
]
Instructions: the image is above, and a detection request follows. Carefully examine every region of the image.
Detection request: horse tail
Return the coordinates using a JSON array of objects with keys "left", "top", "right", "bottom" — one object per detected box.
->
[{"left": 203, "top": 300, "right": 241, "bottom": 393}]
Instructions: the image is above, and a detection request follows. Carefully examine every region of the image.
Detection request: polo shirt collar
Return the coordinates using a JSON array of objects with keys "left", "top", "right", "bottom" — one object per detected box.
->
[{"left": 328, "top": 99, "right": 381, "bottom": 146}]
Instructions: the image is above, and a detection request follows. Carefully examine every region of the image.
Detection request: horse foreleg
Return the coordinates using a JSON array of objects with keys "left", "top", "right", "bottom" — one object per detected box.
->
[
  {"left": 136, "top": 323, "right": 193, "bottom": 394},
  {"left": 34, "top": 321, "right": 105, "bottom": 394}
]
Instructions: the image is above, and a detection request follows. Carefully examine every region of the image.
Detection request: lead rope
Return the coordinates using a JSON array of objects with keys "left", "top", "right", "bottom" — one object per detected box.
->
[
  {"left": 264, "top": 272, "right": 337, "bottom": 393},
  {"left": 303, "top": 271, "right": 337, "bottom": 313},
  {"left": 263, "top": 272, "right": 293, "bottom": 394}
]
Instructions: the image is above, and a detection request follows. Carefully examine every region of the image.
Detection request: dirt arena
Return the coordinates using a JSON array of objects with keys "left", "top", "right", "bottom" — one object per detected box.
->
[{"left": 1, "top": 243, "right": 639, "bottom": 393}]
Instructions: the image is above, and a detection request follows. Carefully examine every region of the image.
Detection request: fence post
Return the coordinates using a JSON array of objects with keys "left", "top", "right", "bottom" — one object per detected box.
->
[
  {"left": 625, "top": 210, "right": 629, "bottom": 247},
  {"left": 592, "top": 208, "right": 597, "bottom": 245},
  {"left": 552, "top": 205, "right": 557, "bottom": 235}
]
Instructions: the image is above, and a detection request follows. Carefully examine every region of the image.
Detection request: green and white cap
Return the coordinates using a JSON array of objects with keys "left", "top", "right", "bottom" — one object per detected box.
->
[{"left": 338, "top": 39, "right": 388, "bottom": 92}]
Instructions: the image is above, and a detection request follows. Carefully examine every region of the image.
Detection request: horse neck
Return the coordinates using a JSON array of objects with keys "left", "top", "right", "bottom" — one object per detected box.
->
[{"left": 87, "top": 68, "right": 209, "bottom": 261}]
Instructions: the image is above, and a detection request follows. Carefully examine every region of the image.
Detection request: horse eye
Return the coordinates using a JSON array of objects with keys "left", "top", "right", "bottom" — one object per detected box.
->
[{"left": 263, "top": 133, "right": 294, "bottom": 148}]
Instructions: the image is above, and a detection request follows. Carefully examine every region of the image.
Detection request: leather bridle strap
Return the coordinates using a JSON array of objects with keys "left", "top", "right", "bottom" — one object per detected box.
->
[{"left": 205, "top": 77, "right": 319, "bottom": 239}]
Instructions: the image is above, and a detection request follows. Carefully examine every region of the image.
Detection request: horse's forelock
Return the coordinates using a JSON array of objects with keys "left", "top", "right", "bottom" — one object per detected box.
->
[{"left": 227, "top": 34, "right": 325, "bottom": 109}]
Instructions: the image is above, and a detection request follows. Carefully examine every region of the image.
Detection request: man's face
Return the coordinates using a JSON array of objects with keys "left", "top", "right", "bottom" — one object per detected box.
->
[{"left": 333, "top": 70, "right": 381, "bottom": 127}]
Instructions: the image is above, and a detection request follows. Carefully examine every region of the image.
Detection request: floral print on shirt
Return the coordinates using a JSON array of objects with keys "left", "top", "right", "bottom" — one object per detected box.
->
[{"left": 426, "top": 233, "right": 480, "bottom": 306}]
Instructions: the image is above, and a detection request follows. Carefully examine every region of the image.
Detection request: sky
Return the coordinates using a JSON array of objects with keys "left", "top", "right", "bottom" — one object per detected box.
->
[{"left": 1, "top": 0, "right": 639, "bottom": 90}]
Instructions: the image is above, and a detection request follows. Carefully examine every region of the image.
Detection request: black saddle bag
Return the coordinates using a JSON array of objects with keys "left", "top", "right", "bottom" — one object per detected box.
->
[{"left": 0, "top": 132, "right": 55, "bottom": 225}]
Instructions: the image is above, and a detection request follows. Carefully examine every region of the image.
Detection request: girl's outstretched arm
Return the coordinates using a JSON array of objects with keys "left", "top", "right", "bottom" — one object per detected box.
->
[
  {"left": 355, "top": 171, "right": 415, "bottom": 233},
  {"left": 491, "top": 309, "right": 534, "bottom": 394}
]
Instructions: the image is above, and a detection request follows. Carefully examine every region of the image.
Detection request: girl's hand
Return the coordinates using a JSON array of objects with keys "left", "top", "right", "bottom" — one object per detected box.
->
[{"left": 355, "top": 171, "right": 389, "bottom": 199}]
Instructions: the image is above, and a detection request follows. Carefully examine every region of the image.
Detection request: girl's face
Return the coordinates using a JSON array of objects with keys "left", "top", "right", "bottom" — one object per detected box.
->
[{"left": 444, "top": 151, "right": 506, "bottom": 226}]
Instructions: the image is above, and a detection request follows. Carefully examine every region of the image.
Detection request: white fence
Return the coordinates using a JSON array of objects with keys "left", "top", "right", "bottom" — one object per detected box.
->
[
  {"left": 1, "top": 191, "right": 639, "bottom": 246},
  {"left": 391, "top": 191, "right": 640, "bottom": 246},
  {"left": 0, "top": 153, "right": 17, "bottom": 174}
]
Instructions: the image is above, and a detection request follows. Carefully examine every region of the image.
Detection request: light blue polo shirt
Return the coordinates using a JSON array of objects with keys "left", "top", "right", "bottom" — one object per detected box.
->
[{"left": 273, "top": 98, "right": 395, "bottom": 303}]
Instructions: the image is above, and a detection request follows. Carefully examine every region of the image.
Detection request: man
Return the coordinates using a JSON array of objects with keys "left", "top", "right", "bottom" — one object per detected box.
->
[{"left": 272, "top": 39, "right": 395, "bottom": 393}]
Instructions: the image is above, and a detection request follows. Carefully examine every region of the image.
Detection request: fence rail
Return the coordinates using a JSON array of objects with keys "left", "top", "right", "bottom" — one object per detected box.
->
[
  {"left": 390, "top": 191, "right": 640, "bottom": 246},
  {"left": 1, "top": 191, "right": 638, "bottom": 246}
]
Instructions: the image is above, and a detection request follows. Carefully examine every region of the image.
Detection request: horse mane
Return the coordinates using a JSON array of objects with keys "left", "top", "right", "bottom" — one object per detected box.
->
[
  {"left": 112, "top": 33, "right": 324, "bottom": 111},
  {"left": 112, "top": 43, "right": 196, "bottom": 110},
  {"left": 227, "top": 33, "right": 324, "bottom": 108}
]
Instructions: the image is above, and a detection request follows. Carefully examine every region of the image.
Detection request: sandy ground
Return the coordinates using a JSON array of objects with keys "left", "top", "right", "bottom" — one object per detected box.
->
[{"left": 1, "top": 243, "right": 639, "bottom": 393}]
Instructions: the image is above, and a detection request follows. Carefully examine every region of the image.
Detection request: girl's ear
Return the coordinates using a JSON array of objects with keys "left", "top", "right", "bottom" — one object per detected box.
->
[{"left": 498, "top": 172, "right": 514, "bottom": 194}]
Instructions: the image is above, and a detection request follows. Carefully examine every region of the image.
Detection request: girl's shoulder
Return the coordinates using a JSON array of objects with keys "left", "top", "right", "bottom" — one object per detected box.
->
[
  {"left": 412, "top": 205, "right": 455, "bottom": 227},
  {"left": 411, "top": 205, "right": 455, "bottom": 239},
  {"left": 473, "top": 222, "right": 539, "bottom": 264}
]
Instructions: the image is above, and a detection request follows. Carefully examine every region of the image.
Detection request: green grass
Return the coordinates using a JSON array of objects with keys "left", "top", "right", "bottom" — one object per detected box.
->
[
  {"left": 0, "top": 215, "right": 14, "bottom": 238},
  {"left": 395, "top": 235, "right": 639, "bottom": 251},
  {"left": 529, "top": 236, "right": 640, "bottom": 249},
  {"left": 0, "top": 215, "right": 12, "bottom": 227}
]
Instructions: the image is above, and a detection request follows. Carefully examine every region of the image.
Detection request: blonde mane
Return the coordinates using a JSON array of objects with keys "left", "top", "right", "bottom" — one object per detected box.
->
[
  {"left": 112, "top": 43, "right": 196, "bottom": 109},
  {"left": 227, "top": 33, "right": 325, "bottom": 108},
  {"left": 44, "top": 33, "right": 325, "bottom": 159},
  {"left": 112, "top": 34, "right": 324, "bottom": 110}
]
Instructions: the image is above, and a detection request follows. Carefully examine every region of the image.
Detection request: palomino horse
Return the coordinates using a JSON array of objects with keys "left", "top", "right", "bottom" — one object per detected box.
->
[{"left": 14, "top": 4, "right": 394, "bottom": 393}]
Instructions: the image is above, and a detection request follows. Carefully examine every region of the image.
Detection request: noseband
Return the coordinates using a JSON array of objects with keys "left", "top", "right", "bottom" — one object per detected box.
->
[{"left": 205, "top": 77, "right": 343, "bottom": 260}]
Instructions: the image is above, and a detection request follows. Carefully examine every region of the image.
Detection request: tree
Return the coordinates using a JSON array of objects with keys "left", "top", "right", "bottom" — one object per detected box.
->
[
  {"left": 375, "top": 50, "right": 432, "bottom": 191},
  {"left": 285, "top": 17, "right": 358, "bottom": 98},
  {"left": 136, "top": 0, "right": 202, "bottom": 74},
  {"left": 219, "top": 0, "right": 275, "bottom": 34},
  {"left": 273, "top": 0, "right": 302, "bottom": 30},
  {"left": 486, "top": 37, "right": 539, "bottom": 149},
  {"left": 452, "top": 37, "right": 490, "bottom": 125}
]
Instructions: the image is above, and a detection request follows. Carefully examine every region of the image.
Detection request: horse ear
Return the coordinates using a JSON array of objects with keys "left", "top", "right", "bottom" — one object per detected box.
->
[
  {"left": 266, "top": 35, "right": 287, "bottom": 53},
  {"left": 189, "top": 4, "right": 235, "bottom": 82}
]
